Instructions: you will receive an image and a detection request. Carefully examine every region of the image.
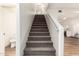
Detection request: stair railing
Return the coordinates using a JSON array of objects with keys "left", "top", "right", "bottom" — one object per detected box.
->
[{"left": 45, "top": 13, "right": 64, "bottom": 56}]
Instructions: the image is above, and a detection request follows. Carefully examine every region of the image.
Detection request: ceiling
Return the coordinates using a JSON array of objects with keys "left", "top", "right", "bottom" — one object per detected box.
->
[
  {"left": 48, "top": 3, "right": 79, "bottom": 9},
  {"left": 1, "top": 3, "right": 79, "bottom": 9},
  {"left": 32, "top": 3, "right": 79, "bottom": 14},
  {"left": 0, "top": 3, "right": 16, "bottom": 8}
]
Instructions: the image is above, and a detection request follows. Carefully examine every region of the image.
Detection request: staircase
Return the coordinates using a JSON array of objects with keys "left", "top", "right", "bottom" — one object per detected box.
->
[{"left": 24, "top": 15, "right": 56, "bottom": 56}]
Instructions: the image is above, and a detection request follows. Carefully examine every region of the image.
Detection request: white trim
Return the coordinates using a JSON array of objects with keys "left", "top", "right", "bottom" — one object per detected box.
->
[{"left": 16, "top": 4, "right": 20, "bottom": 56}]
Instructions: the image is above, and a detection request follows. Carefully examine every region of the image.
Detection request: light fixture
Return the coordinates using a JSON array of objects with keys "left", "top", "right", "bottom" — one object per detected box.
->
[
  {"left": 63, "top": 17, "right": 66, "bottom": 20},
  {"left": 58, "top": 10, "right": 62, "bottom": 13}
]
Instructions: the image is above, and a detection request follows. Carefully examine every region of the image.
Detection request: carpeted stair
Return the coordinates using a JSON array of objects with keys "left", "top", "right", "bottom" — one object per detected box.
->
[{"left": 24, "top": 15, "right": 56, "bottom": 56}]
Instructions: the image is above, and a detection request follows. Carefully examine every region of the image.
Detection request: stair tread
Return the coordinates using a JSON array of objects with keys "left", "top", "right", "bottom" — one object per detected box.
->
[
  {"left": 32, "top": 25, "right": 47, "bottom": 26},
  {"left": 31, "top": 29, "right": 48, "bottom": 30},
  {"left": 33, "top": 22, "right": 46, "bottom": 23},
  {"left": 24, "top": 54, "right": 55, "bottom": 56},
  {"left": 32, "top": 24, "right": 47, "bottom": 25},
  {"left": 32, "top": 27, "right": 47, "bottom": 28},
  {"left": 25, "top": 47, "right": 55, "bottom": 51},
  {"left": 28, "top": 37, "right": 51, "bottom": 41},
  {"left": 27, "top": 41, "right": 52, "bottom": 43},
  {"left": 32, "top": 26, "right": 47, "bottom": 27},
  {"left": 30, "top": 32, "right": 49, "bottom": 33}
]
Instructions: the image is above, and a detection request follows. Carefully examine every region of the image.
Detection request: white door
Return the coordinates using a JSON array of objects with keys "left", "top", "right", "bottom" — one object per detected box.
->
[{"left": 0, "top": 33, "right": 5, "bottom": 56}]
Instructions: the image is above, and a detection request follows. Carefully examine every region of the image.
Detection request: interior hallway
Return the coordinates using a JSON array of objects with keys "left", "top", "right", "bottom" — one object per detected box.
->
[{"left": 64, "top": 37, "right": 79, "bottom": 56}]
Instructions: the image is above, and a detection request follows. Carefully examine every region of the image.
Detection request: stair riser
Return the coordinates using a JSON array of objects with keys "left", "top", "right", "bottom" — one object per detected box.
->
[
  {"left": 34, "top": 17, "right": 45, "bottom": 18},
  {"left": 33, "top": 23, "right": 46, "bottom": 25},
  {"left": 34, "top": 18, "right": 45, "bottom": 19},
  {"left": 33, "top": 21, "right": 46, "bottom": 22},
  {"left": 30, "top": 29, "right": 49, "bottom": 32},
  {"left": 24, "top": 51, "right": 55, "bottom": 56},
  {"left": 32, "top": 25, "right": 47, "bottom": 26},
  {"left": 34, "top": 20, "right": 45, "bottom": 21},
  {"left": 32, "top": 23, "right": 47, "bottom": 25},
  {"left": 33, "top": 21, "right": 46, "bottom": 23},
  {"left": 28, "top": 37, "right": 51, "bottom": 41},
  {"left": 33, "top": 21, "right": 46, "bottom": 24},
  {"left": 26, "top": 43, "right": 53, "bottom": 47},
  {"left": 33, "top": 22, "right": 46, "bottom": 23},
  {"left": 28, "top": 38, "right": 51, "bottom": 41},
  {"left": 32, "top": 26, "right": 47, "bottom": 27},
  {"left": 31, "top": 27, "right": 48, "bottom": 29},
  {"left": 29, "top": 33, "right": 50, "bottom": 36}
]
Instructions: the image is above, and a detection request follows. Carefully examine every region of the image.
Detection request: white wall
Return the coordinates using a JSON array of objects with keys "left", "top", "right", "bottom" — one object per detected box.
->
[
  {"left": 0, "top": 7, "right": 2, "bottom": 32},
  {"left": 0, "top": 6, "right": 16, "bottom": 55},
  {"left": 0, "top": 7, "right": 5, "bottom": 56},
  {"left": 17, "top": 3, "right": 34, "bottom": 56},
  {"left": 2, "top": 7, "right": 16, "bottom": 47},
  {"left": 48, "top": 3, "right": 79, "bottom": 9}
]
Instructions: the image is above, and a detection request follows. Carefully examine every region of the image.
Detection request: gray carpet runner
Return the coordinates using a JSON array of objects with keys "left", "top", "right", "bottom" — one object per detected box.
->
[{"left": 24, "top": 15, "right": 56, "bottom": 56}]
